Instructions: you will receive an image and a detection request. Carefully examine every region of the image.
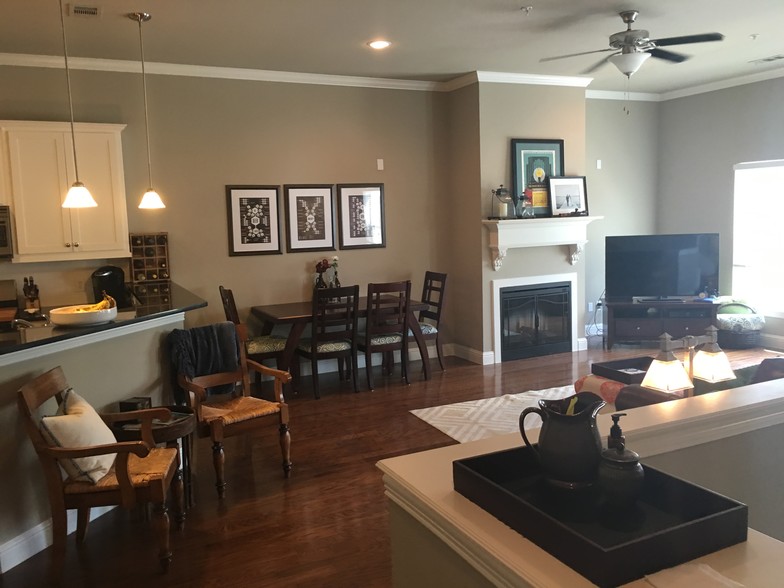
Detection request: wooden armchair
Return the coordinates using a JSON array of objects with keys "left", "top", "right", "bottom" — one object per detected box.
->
[
  {"left": 169, "top": 321, "right": 292, "bottom": 499},
  {"left": 17, "top": 366, "right": 183, "bottom": 577}
]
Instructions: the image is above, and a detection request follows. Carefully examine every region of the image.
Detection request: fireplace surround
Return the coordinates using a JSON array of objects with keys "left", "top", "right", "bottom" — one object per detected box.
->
[
  {"left": 492, "top": 273, "right": 581, "bottom": 364},
  {"left": 500, "top": 281, "right": 571, "bottom": 361}
]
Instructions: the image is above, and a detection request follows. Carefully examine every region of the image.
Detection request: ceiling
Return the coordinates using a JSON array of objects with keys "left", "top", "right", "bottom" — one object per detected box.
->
[{"left": 2, "top": 0, "right": 784, "bottom": 95}]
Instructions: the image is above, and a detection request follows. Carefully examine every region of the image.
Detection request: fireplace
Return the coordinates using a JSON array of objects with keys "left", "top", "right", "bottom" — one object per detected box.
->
[{"left": 499, "top": 282, "right": 571, "bottom": 361}]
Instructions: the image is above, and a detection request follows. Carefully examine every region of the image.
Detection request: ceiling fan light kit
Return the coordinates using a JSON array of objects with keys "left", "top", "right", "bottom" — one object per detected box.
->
[{"left": 609, "top": 51, "right": 650, "bottom": 77}]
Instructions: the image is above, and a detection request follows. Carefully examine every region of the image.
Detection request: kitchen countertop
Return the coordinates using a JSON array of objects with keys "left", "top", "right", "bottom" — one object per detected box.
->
[{"left": 0, "top": 282, "right": 206, "bottom": 356}]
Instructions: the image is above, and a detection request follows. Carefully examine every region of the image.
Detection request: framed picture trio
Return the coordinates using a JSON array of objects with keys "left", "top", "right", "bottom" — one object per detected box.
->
[{"left": 226, "top": 183, "right": 386, "bottom": 256}]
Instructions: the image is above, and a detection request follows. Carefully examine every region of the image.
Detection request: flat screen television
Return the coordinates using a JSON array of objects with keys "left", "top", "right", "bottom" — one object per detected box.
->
[{"left": 605, "top": 233, "right": 719, "bottom": 301}]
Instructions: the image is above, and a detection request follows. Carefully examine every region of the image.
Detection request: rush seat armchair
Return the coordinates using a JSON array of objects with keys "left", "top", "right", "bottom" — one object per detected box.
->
[
  {"left": 17, "top": 366, "right": 183, "bottom": 577},
  {"left": 169, "top": 321, "right": 292, "bottom": 498}
]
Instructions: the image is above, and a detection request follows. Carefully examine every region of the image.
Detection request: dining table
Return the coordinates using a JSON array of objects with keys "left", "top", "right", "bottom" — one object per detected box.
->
[{"left": 250, "top": 297, "right": 432, "bottom": 382}]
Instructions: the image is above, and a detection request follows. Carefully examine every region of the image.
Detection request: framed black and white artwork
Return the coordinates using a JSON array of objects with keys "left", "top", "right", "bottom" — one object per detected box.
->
[
  {"left": 283, "top": 184, "right": 336, "bottom": 252},
  {"left": 337, "top": 183, "right": 385, "bottom": 249},
  {"left": 548, "top": 176, "right": 588, "bottom": 216},
  {"left": 225, "top": 185, "right": 282, "bottom": 256}
]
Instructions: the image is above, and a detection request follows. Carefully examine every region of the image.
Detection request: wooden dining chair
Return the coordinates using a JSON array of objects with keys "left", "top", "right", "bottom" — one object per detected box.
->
[
  {"left": 219, "top": 285, "right": 287, "bottom": 367},
  {"left": 417, "top": 271, "right": 447, "bottom": 371},
  {"left": 169, "top": 321, "right": 292, "bottom": 499},
  {"left": 358, "top": 280, "right": 412, "bottom": 391},
  {"left": 296, "top": 285, "right": 360, "bottom": 399},
  {"left": 17, "top": 366, "right": 183, "bottom": 577}
]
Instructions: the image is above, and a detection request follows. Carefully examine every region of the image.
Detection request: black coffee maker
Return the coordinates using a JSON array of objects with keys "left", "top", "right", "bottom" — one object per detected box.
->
[{"left": 91, "top": 266, "right": 133, "bottom": 308}]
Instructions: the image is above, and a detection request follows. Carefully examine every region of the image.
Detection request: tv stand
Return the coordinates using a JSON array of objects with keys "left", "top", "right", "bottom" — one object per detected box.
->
[{"left": 603, "top": 300, "right": 719, "bottom": 350}]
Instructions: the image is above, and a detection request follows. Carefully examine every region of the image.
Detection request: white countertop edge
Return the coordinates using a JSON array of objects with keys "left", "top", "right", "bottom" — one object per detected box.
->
[
  {"left": 0, "top": 313, "right": 184, "bottom": 368},
  {"left": 378, "top": 381, "right": 784, "bottom": 587}
]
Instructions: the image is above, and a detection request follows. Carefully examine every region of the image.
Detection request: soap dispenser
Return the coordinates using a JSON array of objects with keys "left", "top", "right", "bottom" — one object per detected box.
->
[{"left": 598, "top": 413, "right": 645, "bottom": 508}]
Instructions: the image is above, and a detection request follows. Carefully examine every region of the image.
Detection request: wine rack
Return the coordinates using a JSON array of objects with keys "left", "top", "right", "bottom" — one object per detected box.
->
[{"left": 129, "top": 232, "right": 172, "bottom": 312}]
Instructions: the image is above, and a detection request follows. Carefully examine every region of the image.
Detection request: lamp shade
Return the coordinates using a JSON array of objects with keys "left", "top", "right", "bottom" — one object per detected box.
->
[
  {"left": 609, "top": 52, "right": 651, "bottom": 77},
  {"left": 138, "top": 189, "right": 165, "bottom": 209},
  {"left": 641, "top": 355, "right": 693, "bottom": 393},
  {"left": 62, "top": 182, "right": 98, "bottom": 208},
  {"left": 692, "top": 349, "right": 736, "bottom": 383}
]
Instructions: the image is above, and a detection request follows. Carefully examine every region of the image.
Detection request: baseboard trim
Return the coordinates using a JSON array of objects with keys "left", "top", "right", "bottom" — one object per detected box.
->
[{"left": 0, "top": 506, "right": 115, "bottom": 573}]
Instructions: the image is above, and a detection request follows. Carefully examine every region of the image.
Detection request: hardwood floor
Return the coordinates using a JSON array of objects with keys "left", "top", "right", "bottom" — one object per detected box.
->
[{"left": 4, "top": 338, "right": 780, "bottom": 587}]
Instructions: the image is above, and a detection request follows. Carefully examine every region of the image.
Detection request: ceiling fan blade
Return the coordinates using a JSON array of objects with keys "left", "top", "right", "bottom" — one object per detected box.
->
[
  {"left": 581, "top": 54, "right": 614, "bottom": 75},
  {"left": 540, "top": 47, "right": 614, "bottom": 63},
  {"left": 648, "top": 48, "right": 689, "bottom": 63},
  {"left": 652, "top": 33, "right": 724, "bottom": 47}
]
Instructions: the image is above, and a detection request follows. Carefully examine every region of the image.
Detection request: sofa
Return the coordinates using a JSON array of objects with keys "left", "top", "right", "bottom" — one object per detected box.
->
[{"left": 615, "top": 357, "right": 784, "bottom": 410}]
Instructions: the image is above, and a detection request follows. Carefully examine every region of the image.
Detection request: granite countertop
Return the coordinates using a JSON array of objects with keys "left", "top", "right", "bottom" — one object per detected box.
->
[{"left": 0, "top": 282, "right": 206, "bottom": 356}]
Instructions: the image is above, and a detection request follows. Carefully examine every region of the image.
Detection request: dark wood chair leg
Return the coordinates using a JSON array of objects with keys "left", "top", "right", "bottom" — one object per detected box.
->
[
  {"left": 49, "top": 506, "right": 67, "bottom": 579},
  {"left": 351, "top": 352, "right": 360, "bottom": 393},
  {"left": 76, "top": 506, "right": 90, "bottom": 543},
  {"left": 311, "top": 355, "right": 321, "bottom": 399},
  {"left": 212, "top": 441, "right": 226, "bottom": 499},
  {"left": 366, "top": 348, "right": 375, "bottom": 390},
  {"left": 171, "top": 470, "right": 185, "bottom": 530},
  {"left": 435, "top": 335, "right": 445, "bottom": 371},
  {"left": 279, "top": 423, "right": 292, "bottom": 477},
  {"left": 152, "top": 502, "right": 172, "bottom": 573}
]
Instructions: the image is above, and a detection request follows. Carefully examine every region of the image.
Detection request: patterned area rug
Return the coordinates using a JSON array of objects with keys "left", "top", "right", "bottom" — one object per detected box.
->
[{"left": 411, "top": 386, "right": 576, "bottom": 443}]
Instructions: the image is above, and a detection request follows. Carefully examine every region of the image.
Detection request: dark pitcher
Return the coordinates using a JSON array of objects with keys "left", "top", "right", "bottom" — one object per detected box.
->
[{"left": 519, "top": 393, "right": 605, "bottom": 489}]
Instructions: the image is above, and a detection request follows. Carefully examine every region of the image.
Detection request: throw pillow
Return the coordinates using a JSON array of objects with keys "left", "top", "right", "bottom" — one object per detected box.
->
[{"left": 40, "top": 388, "right": 117, "bottom": 483}]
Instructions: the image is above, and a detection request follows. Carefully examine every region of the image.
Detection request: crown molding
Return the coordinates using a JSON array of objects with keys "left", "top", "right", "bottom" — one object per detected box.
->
[
  {"left": 0, "top": 52, "right": 439, "bottom": 92},
  {"left": 2, "top": 52, "right": 782, "bottom": 99},
  {"left": 660, "top": 67, "right": 784, "bottom": 101}
]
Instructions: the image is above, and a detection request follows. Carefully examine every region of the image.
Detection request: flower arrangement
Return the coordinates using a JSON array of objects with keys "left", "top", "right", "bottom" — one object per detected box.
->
[{"left": 315, "top": 258, "right": 330, "bottom": 274}]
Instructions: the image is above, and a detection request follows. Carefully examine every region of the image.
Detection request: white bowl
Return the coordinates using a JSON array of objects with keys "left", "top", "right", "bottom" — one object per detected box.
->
[{"left": 49, "top": 305, "right": 118, "bottom": 327}]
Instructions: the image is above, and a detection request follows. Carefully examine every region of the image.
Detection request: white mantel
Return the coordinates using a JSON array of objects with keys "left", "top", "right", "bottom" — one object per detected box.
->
[{"left": 482, "top": 216, "right": 603, "bottom": 270}]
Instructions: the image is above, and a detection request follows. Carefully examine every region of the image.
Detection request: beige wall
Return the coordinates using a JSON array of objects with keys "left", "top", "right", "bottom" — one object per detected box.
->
[
  {"left": 584, "top": 98, "right": 660, "bottom": 315},
  {"left": 441, "top": 84, "right": 482, "bottom": 352},
  {"left": 478, "top": 83, "right": 587, "bottom": 350},
  {"left": 0, "top": 67, "right": 443, "bottom": 329}
]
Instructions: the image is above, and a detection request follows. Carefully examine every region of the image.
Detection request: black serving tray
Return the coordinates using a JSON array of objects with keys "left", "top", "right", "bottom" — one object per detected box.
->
[
  {"left": 453, "top": 446, "right": 747, "bottom": 588},
  {"left": 592, "top": 356, "right": 654, "bottom": 384}
]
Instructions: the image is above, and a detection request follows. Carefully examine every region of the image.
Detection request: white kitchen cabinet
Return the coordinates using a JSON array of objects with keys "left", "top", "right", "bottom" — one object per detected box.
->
[{"left": 0, "top": 121, "right": 130, "bottom": 263}]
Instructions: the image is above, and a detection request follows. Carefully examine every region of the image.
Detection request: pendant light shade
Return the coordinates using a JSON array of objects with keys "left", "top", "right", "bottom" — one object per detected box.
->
[
  {"left": 129, "top": 12, "right": 165, "bottom": 210},
  {"left": 58, "top": 0, "right": 97, "bottom": 208},
  {"left": 139, "top": 189, "right": 165, "bottom": 209}
]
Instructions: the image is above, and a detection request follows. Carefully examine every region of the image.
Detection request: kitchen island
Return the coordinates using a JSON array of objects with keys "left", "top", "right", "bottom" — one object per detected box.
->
[
  {"left": 378, "top": 381, "right": 784, "bottom": 587},
  {"left": 0, "top": 283, "right": 206, "bottom": 573}
]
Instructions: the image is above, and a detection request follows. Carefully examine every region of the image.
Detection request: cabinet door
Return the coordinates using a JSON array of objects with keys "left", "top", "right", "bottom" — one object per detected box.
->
[
  {"left": 69, "top": 130, "right": 130, "bottom": 257},
  {"left": 3, "top": 122, "right": 130, "bottom": 262},
  {"left": 7, "top": 129, "right": 73, "bottom": 256}
]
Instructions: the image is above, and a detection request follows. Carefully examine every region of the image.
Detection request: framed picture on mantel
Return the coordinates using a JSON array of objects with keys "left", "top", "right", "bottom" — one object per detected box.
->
[
  {"left": 511, "top": 138, "right": 564, "bottom": 217},
  {"left": 548, "top": 176, "right": 588, "bottom": 216}
]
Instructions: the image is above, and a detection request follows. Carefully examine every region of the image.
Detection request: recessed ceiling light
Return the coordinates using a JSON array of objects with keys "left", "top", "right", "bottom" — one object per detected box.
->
[{"left": 367, "top": 40, "right": 391, "bottom": 50}]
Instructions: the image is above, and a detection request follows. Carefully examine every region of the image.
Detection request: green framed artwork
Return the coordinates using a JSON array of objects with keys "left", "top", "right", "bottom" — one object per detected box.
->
[{"left": 510, "top": 138, "right": 564, "bottom": 217}]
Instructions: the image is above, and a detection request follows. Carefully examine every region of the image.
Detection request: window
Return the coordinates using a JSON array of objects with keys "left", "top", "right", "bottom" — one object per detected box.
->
[{"left": 733, "top": 160, "right": 784, "bottom": 317}]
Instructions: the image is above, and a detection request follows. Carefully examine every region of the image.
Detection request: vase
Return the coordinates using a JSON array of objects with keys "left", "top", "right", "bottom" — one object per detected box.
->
[
  {"left": 315, "top": 272, "right": 328, "bottom": 290},
  {"left": 332, "top": 270, "right": 341, "bottom": 289}
]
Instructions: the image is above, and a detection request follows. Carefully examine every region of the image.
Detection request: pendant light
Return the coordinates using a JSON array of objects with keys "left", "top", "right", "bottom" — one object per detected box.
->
[
  {"left": 129, "top": 12, "right": 165, "bottom": 209},
  {"left": 58, "top": 0, "right": 97, "bottom": 208}
]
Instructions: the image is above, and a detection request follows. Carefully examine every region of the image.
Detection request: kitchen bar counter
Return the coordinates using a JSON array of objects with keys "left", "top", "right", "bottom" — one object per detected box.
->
[
  {"left": 378, "top": 381, "right": 784, "bottom": 587},
  {"left": 0, "top": 282, "right": 206, "bottom": 366}
]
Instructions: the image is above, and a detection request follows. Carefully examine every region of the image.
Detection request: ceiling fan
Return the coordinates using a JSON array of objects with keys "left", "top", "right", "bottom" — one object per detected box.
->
[{"left": 540, "top": 10, "right": 724, "bottom": 77}]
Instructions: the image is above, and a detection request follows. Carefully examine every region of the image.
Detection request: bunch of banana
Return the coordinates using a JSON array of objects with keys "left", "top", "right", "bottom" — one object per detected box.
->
[{"left": 74, "top": 292, "right": 117, "bottom": 313}]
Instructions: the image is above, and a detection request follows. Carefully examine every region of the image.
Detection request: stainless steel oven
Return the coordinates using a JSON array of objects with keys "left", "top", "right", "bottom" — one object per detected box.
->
[{"left": 0, "top": 206, "right": 13, "bottom": 258}]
